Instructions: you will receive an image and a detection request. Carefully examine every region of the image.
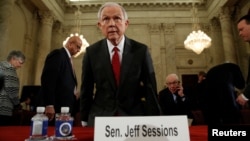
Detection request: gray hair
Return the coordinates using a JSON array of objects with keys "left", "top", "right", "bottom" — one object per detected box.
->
[
  {"left": 7, "top": 50, "right": 25, "bottom": 62},
  {"left": 166, "top": 73, "right": 179, "bottom": 82},
  {"left": 97, "top": 2, "right": 128, "bottom": 20}
]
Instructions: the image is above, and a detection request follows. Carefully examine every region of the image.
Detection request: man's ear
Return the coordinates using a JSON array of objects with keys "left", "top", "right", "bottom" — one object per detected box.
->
[{"left": 97, "top": 22, "right": 101, "bottom": 28}]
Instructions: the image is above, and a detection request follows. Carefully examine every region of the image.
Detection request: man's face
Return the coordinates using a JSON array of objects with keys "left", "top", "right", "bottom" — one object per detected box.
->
[
  {"left": 68, "top": 38, "right": 82, "bottom": 56},
  {"left": 98, "top": 6, "right": 129, "bottom": 45},
  {"left": 238, "top": 19, "right": 250, "bottom": 42},
  {"left": 166, "top": 78, "right": 180, "bottom": 94}
]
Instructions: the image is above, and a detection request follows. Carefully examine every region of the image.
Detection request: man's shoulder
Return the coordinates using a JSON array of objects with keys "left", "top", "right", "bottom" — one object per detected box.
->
[
  {"left": 89, "top": 39, "right": 105, "bottom": 47},
  {"left": 50, "top": 48, "right": 64, "bottom": 53},
  {"left": 86, "top": 39, "right": 106, "bottom": 51},
  {"left": 125, "top": 37, "right": 147, "bottom": 47},
  {"left": 159, "top": 88, "right": 169, "bottom": 95},
  {"left": 47, "top": 48, "right": 64, "bottom": 58}
]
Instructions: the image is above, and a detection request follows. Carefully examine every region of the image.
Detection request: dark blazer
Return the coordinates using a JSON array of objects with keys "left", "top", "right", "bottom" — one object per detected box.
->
[
  {"left": 243, "top": 56, "right": 250, "bottom": 101},
  {"left": 204, "top": 63, "right": 245, "bottom": 125},
  {"left": 191, "top": 79, "right": 207, "bottom": 110},
  {"left": 40, "top": 48, "right": 78, "bottom": 115},
  {"left": 80, "top": 37, "right": 161, "bottom": 126},
  {"left": 158, "top": 88, "right": 192, "bottom": 118}
]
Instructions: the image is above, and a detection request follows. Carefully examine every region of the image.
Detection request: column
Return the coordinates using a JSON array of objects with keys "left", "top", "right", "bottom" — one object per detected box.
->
[
  {"left": 51, "top": 21, "right": 64, "bottom": 50},
  {"left": 158, "top": 23, "right": 176, "bottom": 89},
  {"left": 148, "top": 23, "right": 162, "bottom": 91},
  {"left": 162, "top": 23, "right": 176, "bottom": 75},
  {"left": 34, "top": 11, "right": 54, "bottom": 84},
  {"left": 218, "top": 7, "right": 237, "bottom": 63},
  {"left": 0, "top": 0, "right": 14, "bottom": 60},
  {"left": 210, "top": 18, "right": 224, "bottom": 66}
]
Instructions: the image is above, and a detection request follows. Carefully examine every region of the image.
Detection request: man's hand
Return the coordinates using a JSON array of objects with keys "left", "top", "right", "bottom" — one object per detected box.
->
[
  {"left": 81, "top": 121, "right": 88, "bottom": 127},
  {"left": 236, "top": 94, "right": 249, "bottom": 106},
  {"left": 177, "top": 84, "right": 185, "bottom": 97},
  {"left": 75, "top": 90, "right": 80, "bottom": 100},
  {"left": 45, "top": 106, "right": 55, "bottom": 121}
]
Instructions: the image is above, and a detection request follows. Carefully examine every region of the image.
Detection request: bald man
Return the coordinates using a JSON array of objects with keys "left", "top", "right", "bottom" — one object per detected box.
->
[{"left": 40, "top": 36, "right": 82, "bottom": 122}]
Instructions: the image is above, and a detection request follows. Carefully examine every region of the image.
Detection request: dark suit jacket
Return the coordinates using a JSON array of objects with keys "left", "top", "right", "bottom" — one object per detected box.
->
[
  {"left": 204, "top": 63, "right": 245, "bottom": 124},
  {"left": 191, "top": 79, "right": 207, "bottom": 110},
  {"left": 158, "top": 88, "right": 192, "bottom": 118},
  {"left": 40, "top": 48, "right": 78, "bottom": 115},
  {"left": 80, "top": 37, "right": 161, "bottom": 126},
  {"left": 243, "top": 56, "right": 250, "bottom": 101}
]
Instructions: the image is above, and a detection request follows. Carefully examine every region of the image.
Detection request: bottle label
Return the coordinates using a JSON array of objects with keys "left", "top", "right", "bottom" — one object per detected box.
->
[
  {"left": 55, "top": 120, "right": 73, "bottom": 137},
  {"left": 30, "top": 120, "right": 48, "bottom": 137}
]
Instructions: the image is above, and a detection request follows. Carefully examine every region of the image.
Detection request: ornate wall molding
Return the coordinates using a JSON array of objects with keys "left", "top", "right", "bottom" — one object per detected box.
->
[
  {"left": 64, "top": 0, "right": 207, "bottom": 7},
  {"left": 148, "top": 23, "right": 161, "bottom": 34},
  {"left": 218, "top": 7, "right": 231, "bottom": 21},
  {"left": 162, "top": 23, "right": 175, "bottom": 35},
  {"left": 38, "top": 11, "right": 54, "bottom": 26},
  {"left": 61, "top": 0, "right": 208, "bottom": 13},
  {"left": 210, "top": 18, "right": 221, "bottom": 32}
]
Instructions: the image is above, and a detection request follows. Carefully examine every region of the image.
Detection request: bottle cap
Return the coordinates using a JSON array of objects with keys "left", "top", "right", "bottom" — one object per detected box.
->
[
  {"left": 61, "top": 107, "right": 69, "bottom": 113},
  {"left": 36, "top": 107, "right": 45, "bottom": 113}
]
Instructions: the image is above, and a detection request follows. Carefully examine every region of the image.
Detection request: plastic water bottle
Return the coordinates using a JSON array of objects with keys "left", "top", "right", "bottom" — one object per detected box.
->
[
  {"left": 29, "top": 107, "right": 48, "bottom": 140},
  {"left": 55, "top": 107, "right": 74, "bottom": 140}
]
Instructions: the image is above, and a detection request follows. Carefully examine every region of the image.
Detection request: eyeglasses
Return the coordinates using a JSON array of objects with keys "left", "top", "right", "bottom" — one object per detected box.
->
[
  {"left": 14, "top": 58, "right": 24, "bottom": 64},
  {"left": 101, "top": 17, "right": 123, "bottom": 24},
  {"left": 166, "top": 81, "right": 180, "bottom": 85},
  {"left": 18, "top": 60, "right": 24, "bottom": 64}
]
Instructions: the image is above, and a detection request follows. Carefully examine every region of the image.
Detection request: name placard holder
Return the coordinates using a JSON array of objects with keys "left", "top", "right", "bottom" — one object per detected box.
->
[{"left": 94, "top": 115, "right": 190, "bottom": 141}]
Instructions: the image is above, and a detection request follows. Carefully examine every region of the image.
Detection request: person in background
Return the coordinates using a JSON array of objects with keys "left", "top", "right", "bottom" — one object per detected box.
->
[
  {"left": 203, "top": 62, "right": 245, "bottom": 125},
  {"left": 0, "top": 50, "right": 25, "bottom": 126},
  {"left": 236, "top": 14, "right": 250, "bottom": 107},
  {"left": 158, "top": 73, "right": 192, "bottom": 119},
  {"left": 40, "top": 36, "right": 82, "bottom": 123},
  {"left": 191, "top": 71, "right": 207, "bottom": 110},
  {"left": 20, "top": 97, "right": 31, "bottom": 111},
  {"left": 197, "top": 71, "right": 206, "bottom": 84},
  {"left": 0, "top": 70, "right": 4, "bottom": 91},
  {"left": 80, "top": 2, "right": 161, "bottom": 127}
]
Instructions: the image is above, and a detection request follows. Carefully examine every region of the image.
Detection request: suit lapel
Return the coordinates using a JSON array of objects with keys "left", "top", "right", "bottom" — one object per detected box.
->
[
  {"left": 62, "top": 48, "right": 77, "bottom": 86},
  {"left": 97, "top": 38, "right": 133, "bottom": 90},
  {"left": 120, "top": 37, "right": 133, "bottom": 86},
  {"left": 98, "top": 40, "right": 117, "bottom": 90}
]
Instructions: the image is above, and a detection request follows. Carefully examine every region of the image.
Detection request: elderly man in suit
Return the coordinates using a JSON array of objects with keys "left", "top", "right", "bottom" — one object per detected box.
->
[
  {"left": 158, "top": 74, "right": 192, "bottom": 119},
  {"left": 80, "top": 2, "right": 161, "bottom": 127},
  {"left": 40, "top": 36, "right": 82, "bottom": 122}
]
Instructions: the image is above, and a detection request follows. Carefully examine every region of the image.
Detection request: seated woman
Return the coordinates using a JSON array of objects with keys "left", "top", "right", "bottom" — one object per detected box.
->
[{"left": 0, "top": 71, "right": 4, "bottom": 91}]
